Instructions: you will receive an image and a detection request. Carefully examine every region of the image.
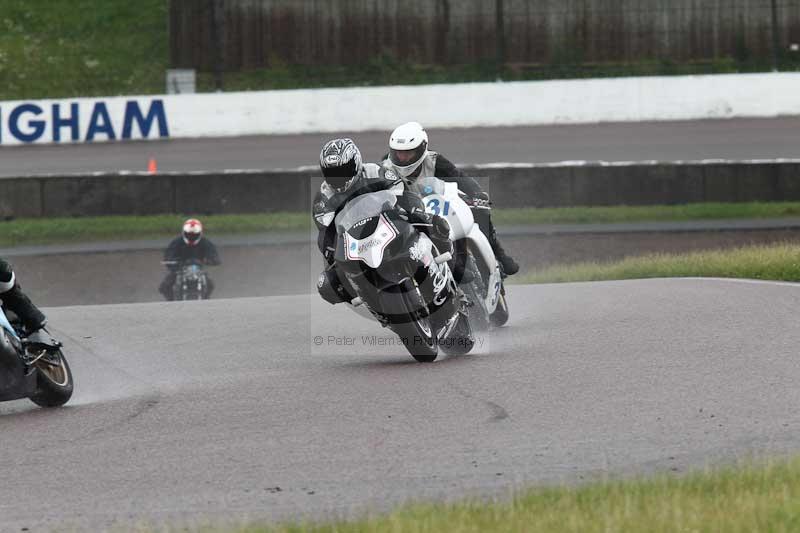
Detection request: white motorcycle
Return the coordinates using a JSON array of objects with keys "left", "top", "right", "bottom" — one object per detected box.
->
[{"left": 413, "top": 176, "right": 510, "bottom": 331}]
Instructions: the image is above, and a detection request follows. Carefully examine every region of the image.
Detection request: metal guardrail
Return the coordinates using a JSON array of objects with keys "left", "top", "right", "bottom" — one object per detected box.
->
[{"left": 1, "top": 160, "right": 799, "bottom": 218}]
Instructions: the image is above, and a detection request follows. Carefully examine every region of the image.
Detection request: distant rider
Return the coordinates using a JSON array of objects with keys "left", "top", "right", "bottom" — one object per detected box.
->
[
  {"left": 158, "top": 218, "right": 221, "bottom": 300},
  {"left": 0, "top": 260, "right": 47, "bottom": 333},
  {"left": 382, "top": 121, "right": 519, "bottom": 275},
  {"left": 314, "top": 138, "right": 452, "bottom": 305}
]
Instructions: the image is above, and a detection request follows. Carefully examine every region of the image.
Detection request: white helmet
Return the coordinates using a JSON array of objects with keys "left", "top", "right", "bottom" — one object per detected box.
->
[{"left": 388, "top": 122, "right": 429, "bottom": 179}]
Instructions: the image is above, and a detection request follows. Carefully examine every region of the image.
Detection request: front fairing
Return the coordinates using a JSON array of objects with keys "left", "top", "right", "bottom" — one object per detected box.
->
[
  {"left": 334, "top": 190, "right": 402, "bottom": 268},
  {"left": 0, "top": 309, "right": 19, "bottom": 340},
  {"left": 337, "top": 213, "right": 423, "bottom": 286}
]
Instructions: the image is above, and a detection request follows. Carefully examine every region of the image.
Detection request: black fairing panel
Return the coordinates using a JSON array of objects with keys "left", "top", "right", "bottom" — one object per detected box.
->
[
  {"left": 334, "top": 208, "right": 458, "bottom": 329},
  {"left": 25, "top": 329, "right": 61, "bottom": 349},
  {"left": 346, "top": 216, "right": 380, "bottom": 240},
  {"left": 0, "top": 330, "right": 35, "bottom": 401}
]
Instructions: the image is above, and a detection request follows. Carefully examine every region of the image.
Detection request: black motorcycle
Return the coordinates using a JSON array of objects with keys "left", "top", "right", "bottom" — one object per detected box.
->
[
  {"left": 333, "top": 190, "right": 474, "bottom": 362},
  {"left": 0, "top": 310, "right": 73, "bottom": 408},
  {"left": 163, "top": 260, "right": 211, "bottom": 300}
]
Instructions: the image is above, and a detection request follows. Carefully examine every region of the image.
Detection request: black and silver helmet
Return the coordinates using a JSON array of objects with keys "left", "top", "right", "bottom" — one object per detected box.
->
[{"left": 319, "top": 138, "right": 363, "bottom": 192}]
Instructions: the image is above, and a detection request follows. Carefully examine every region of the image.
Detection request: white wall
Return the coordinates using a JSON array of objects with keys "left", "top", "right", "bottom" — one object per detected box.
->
[{"left": 1, "top": 72, "right": 799, "bottom": 146}]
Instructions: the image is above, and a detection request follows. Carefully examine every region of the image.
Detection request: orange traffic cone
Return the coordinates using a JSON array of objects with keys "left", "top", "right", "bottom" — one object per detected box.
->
[{"left": 147, "top": 158, "right": 158, "bottom": 174}]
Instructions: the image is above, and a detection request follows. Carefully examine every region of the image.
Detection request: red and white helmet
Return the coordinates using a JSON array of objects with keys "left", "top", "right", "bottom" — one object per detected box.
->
[{"left": 182, "top": 218, "right": 203, "bottom": 246}]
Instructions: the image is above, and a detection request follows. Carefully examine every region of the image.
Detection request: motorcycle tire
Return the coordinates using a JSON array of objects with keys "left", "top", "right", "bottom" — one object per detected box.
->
[
  {"left": 461, "top": 254, "right": 490, "bottom": 332},
  {"left": 489, "top": 289, "right": 510, "bottom": 328},
  {"left": 393, "top": 286, "right": 438, "bottom": 363},
  {"left": 29, "top": 349, "right": 73, "bottom": 408},
  {"left": 440, "top": 312, "right": 475, "bottom": 356}
]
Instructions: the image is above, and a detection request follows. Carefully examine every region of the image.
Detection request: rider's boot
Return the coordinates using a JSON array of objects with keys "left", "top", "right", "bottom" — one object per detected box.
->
[
  {"left": 491, "top": 235, "right": 519, "bottom": 275},
  {"left": 472, "top": 208, "right": 519, "bottom": 275}
]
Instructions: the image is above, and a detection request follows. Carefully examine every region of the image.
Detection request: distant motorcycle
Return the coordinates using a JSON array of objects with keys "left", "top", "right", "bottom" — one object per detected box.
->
[
  {"left": 332, "top": 190, "right": 474, "bottom": 362},
  {"left": 413, "top": 176, "right": 510, "bottom": 331},
  {"left": 163, "top": 260, "right": 211, "bottom": 300},
  {"left": 0, "top": 309, "right": 73, "bottom": 408}
]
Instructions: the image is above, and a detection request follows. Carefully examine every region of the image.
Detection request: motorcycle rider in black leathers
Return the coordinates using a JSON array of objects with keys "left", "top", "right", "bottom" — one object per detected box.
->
[
  {"left": 314, "top": 138, "right": 452, "bottom": 305},
  {"left": 382, "top": 121, "right": 519, "bottom": 275},
  {"left": 0, "top": 260, "right": 47, "bottom": 333},
  {"left": 158, "top": 218, "right": 221, "bottom": 300}
]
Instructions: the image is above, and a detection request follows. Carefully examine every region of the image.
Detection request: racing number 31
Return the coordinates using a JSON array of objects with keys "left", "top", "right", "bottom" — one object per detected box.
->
[{"left": 426, "top": 198, "right": 451, "bottom": 216}]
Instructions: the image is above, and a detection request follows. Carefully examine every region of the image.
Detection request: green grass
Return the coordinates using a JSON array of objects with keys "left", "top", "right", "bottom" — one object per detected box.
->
[
  {"left": 220, "top": 457, "right": 800, "bottom": 532},
  {"left": 0, "top": 0, "right": 167, "bottom": 99},
  {"left": 0, "top": 213, "right": 310, "bottom": 247},
  {"left": 516, "top": 243, "right": 800, "bottom": 285},
  {"left": 2, "top": 202, "right": 800, "bottom": 247},
  {"left": 492, "top": 202, "right": 800, "bottom": 226},
  {"left": 1, "top": 0, "right": 798, "bottom": 100}
]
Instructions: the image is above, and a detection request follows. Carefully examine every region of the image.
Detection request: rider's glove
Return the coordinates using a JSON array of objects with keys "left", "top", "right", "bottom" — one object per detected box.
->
[
  {"left": 467, "top": 191, "right": 492, "bottom": 210},
  {"left": 431, "top": 215, "right": 451, "bottom": 240}
]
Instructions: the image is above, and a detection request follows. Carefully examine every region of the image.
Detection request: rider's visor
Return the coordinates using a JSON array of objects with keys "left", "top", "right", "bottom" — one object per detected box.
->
[
  {"left": 183, "top": 231, "right": 201, "bottom": 244},
  {"left": 390, "top": 145, "right": 426, "bottom": 168}
]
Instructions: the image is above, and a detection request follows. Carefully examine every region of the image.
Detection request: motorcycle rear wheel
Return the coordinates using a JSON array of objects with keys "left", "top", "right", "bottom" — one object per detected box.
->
[
  {"left": 29, "top": 349, "right": 73, "bottom": 408},
  {"left": 440, "top": 312, "right": 475, "bottom": 356}
]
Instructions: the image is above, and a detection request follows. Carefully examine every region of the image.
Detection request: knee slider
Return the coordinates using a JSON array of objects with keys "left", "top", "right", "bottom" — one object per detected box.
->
[{"left": 317, "top": 269, "right": 352, "bottom": 305}]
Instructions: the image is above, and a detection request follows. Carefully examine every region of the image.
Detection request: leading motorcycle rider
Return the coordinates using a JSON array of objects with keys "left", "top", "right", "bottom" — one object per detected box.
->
[
  {"left": 0, "top": 260, "right": 47, "bottom": 333},
  {"left": 382, "top": 121, "right": 519, "bottom": 275},
  {"left": 158, "top": 218, "right": 221, "bottom": 300},
  {"left": 314, "top": 138, "right": 452, "bottom": 305}
]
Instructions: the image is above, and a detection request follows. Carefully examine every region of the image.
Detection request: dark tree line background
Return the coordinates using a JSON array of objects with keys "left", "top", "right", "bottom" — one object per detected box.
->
[{"left": 170, "top": 0, "right": 800, "bottom": 73}]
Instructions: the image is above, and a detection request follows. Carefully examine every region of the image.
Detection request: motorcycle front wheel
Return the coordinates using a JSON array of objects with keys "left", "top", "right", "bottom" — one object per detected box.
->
[
  {"left": 30, "top": 349, "right": 74, "bottom": 407},
  {"left": 490, "top": 289, "right": 510, "bottom": 328},
  {"left": 392, "top": 287, "right": 438, "bottom": 363}
]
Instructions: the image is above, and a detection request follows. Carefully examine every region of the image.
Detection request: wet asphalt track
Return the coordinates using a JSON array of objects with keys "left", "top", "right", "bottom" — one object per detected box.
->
[
  {"left": 1, "top": 279, "right": 800, "bottom": 531},
  {"left": 1, "top": 117, "right": 799, "bottom": 531},
  {"left": 1, "top": 117, "right": 800, "bottom": 177}
]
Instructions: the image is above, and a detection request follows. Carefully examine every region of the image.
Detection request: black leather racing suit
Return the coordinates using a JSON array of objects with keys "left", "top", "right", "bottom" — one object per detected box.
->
[
  {"left": 313, "top": 163, "right": 449, "bottom": 304},
  {"left": 159, "top": 237, "right": 221, "bottom": 300},
  {"left": 0, "top": 259, "right": 46, "bottom": 332}
]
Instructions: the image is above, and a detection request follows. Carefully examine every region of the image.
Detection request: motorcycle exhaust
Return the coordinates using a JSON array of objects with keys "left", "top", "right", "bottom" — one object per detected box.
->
[{"left": 434, "top": 252, "right": 452, "bottom": 265}]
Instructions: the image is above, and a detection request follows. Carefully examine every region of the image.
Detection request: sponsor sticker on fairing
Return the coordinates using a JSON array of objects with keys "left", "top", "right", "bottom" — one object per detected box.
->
[{"left": 344, "top": 214, "right": 398, "bottom": 268}]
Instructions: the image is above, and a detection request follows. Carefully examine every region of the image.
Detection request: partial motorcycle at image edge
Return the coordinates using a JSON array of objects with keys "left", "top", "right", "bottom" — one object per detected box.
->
[
  {"left": 162, "top": 260, "right": 212, "bottom": 300},
  {"left": 0, "top": 309, "right": 73, "bottom": 407},
  {"left": 414, "top": 176, "right": 510, "bottom": 331},
  {"left": 329, "top": 188, "right": 507, "bottom": 363}
]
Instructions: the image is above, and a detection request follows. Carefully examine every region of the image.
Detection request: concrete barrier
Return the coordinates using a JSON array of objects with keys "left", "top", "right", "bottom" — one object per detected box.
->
[
  {"left": 3, "top": 73, "right": 800, "bottom": 146},
  {"left": 1, "top": 161, "right": 799, "bottom": 218}
]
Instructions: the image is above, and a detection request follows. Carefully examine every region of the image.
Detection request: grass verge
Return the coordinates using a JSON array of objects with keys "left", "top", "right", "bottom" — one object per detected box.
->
[
  {"left": 2, "top": 202, "right": 800, "bottom": 247},
  {"left": 492, "top": 202, "right": 800, "bottom": 226},
  {"left": 231, "top": 457, "right": 800, "bottom": 532},
  {"left": 515, "top": 243, "right": 800, "bottom": 285},
  {"left": 0, "top": 213, "right": 311, "bottom": 247}
]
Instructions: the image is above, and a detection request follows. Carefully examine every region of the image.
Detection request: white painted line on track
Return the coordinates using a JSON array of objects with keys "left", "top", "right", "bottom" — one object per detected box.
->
[{"left": 676, "top": 277, "right": 800, "bottom": 288}]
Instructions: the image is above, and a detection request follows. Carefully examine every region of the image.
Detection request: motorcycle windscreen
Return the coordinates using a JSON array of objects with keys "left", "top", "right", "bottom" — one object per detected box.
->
[
  {"left": 334, "top": 190, "right": 399, "bottom": 236},
  {"left": 414, "top": 176, "right": 447, "bottom": 197},
  {"left": 343, "top": 214, "right": 398, "bottom": 268}
]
